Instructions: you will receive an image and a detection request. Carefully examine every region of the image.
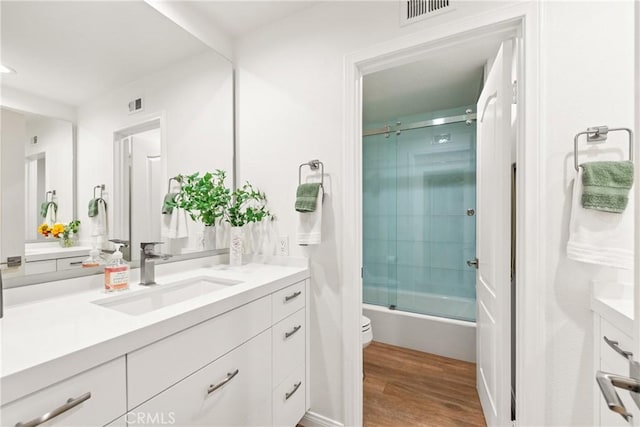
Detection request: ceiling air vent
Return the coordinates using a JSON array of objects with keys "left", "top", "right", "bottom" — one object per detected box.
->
[{"left": 400, "top": 0, "right": 454, "bottom": 26}]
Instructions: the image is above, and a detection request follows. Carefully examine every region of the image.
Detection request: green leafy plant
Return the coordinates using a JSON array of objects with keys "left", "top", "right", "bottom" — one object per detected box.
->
[
  {"left": 224, "top": 182, "right": 271, "bottom": 227},
  {"left": 171, "top": 170, "right": 231, "bottom": 227}
]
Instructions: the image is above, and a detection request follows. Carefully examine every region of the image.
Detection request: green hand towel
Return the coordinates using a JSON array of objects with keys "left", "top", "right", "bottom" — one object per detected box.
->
[
  {"left": 295, "top": 183, "right": 321, "bottom": 212},
  {"left": 40, "top": 201, "right": 57, "bottom": 218},
  {"left": 88, "top": 199, "right": 99, "bottom": 217},
  {"left": 581, "top": 161, "right": 634, "bottom": 213},
  {"left": 162, "top": 193, "right": 178, "bottom": 215}
]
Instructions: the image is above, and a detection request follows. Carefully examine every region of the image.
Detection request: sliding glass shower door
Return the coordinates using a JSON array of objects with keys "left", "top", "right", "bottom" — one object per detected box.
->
[{"left": 362, "top": 112, "right": 477, "bottom": 322}]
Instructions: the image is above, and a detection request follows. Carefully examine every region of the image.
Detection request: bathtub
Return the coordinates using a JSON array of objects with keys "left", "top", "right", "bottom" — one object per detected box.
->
[{"left": 363, "top": 291, "right": 476, "bottom": 362}]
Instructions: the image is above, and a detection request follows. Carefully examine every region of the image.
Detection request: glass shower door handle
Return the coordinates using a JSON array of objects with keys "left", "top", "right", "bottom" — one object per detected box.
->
[{"left": 467, "top": 258, "right": 479, "bottom": 269}]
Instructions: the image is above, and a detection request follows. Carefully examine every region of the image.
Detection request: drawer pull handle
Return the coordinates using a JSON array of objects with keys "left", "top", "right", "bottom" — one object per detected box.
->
[
  {"left": 285, "top": 325, "right": 302, "bottom": 339},
  {"left": 596, "top": 370, "right": 640, "bottom": 422},
  {"left": 207, "top": 369, "right": 239, "bottom": 395},
  {"left": 15, "top": 392, "right": 91, "bottom": 427},
  {"left": 285, "top": 381, "right": 302, "bottom": 400},
  {"left": 284, "top": 291, "right": 302, "bottom": 302},
  {"left": 604, "top": 336, "right": 633, "bottom": 360},
  {"left": 69, "top": 261, "right": 83, "bottom": 266}
]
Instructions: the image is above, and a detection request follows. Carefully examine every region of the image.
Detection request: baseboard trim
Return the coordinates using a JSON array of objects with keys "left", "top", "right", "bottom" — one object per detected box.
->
[{"left": 299, "top": 411, "right": 344, "bottom": 427}]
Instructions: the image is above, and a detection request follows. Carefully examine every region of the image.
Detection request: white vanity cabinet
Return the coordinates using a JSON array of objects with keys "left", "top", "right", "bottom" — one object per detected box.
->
[
  {"left": 593, "top": 312, "right": 639, "bottom": 425},
  {"left": 0, "top": 357, "right": 126, "bottom": 427},
  {"left": 131, "top": 330, "right": 273, "bottom": 426},
  {"left": 126, "top": 279, "right": 310, "bottom": 427}
]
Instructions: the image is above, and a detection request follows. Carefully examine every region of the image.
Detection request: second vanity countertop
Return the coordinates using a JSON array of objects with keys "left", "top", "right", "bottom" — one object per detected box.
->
[
  {"left": 0, "top": 257, "right": 309, "bottom": 405},
  {"left": 591, "top": 281, "right": 634, "bottom": 336}
]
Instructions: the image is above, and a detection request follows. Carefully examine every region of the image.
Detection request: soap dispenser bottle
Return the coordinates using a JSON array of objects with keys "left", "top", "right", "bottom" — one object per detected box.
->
[
  {"left": 104, "top": 243, "right": 129, "bottom": 292},
  {"left": 82, "top": 248, "right": 105, "bottom": 268}
]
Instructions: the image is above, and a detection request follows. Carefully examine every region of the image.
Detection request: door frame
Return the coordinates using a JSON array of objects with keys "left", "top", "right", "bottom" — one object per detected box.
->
[{"left": 341, "top": 3, "right": 543, "bottom": 426}]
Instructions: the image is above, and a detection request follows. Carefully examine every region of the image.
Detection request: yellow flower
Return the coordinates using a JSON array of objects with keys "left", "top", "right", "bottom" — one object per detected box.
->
[
  {"left": 37, "top": 223, "right": 50, "bottom": 236},
  {"left": 51, "top": 223, "right": 66, "bottom": 238}
]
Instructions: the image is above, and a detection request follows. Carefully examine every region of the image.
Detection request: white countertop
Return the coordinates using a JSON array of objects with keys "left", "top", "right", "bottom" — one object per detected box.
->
[
  {"left": 591, "top": 281, "right": 634, "bottom": 336},
  {"left": 0, "top": 258, "right": 309, "bottom": 405},
  {"left": 24, "top": 243, "right": 91, "bottom": 262}
]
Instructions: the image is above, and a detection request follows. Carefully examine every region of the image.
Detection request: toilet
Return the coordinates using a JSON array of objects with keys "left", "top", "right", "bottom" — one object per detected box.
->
[{"left": 362, "top": 315, "right": 373, "bottom": 348}]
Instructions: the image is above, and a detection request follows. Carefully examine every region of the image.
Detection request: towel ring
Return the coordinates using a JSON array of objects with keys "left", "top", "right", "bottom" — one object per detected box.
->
[
  {"left": 168, "top": 177, "right": 182, "bottom": 193},
  {"left": 298, "top": 159, "right": 325, "bottom": 201},
  {"left": 574, "top": 126, "right": 634, "bottom": 171},
  {"left": 94, "top": 184, "right": 105, "bottom": 200},
  {"left": 45, "top": 190, "right": 56, "bottom": 203}
]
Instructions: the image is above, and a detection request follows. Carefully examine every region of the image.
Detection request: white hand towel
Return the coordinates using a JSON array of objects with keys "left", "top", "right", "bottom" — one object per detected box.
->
[
  {"left": 45, "top": 203, "right": 57, "bottom": 226},
  {"left": 567, "top": 168, "right": 634, "bottom": 269},
  {"left": 296, "top": 190, "right": 323, "bottom": 245},
  {"left": 91, "top": 200, "right": 108, "bottom": 239},
  {"left": 161, "top": 208, "right": 189, "bottom": 240}
]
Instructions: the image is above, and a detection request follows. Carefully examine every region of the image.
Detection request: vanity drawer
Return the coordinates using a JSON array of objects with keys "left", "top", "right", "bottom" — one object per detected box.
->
[
  {"left": 24, "top": 259, "right": 56, "bottom": 275},
  {"left": 601, "top": 318, "right": 633, "bottom": 374},
  {"left": 57, "top": 256, "right": 87, "bottom": 271},
  {"left": 273, "top": 308, "right": 306, "bottom": 387},
  {"left": 272, "top": 281, "right": 305, "bottom": 324},
  {"left": 0, "top": 357, "right": 126, "bottom": 427},
  {"left": 127, "top": 295, "right": 271, "bottom": 409},
  {"left": 273, "top": 363, "right": 306, "bottom": 427},
  {"left": 130, "top": 330, "right": 272, "bottom": 426}
]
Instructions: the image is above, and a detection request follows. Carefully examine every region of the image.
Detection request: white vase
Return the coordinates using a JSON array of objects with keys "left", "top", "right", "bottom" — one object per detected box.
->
[
  {"left": 229, "top": 226, "right": 243, "bottom": 266},
  {"left": 202, "top": 225, "right": 216, "bottom": 250}
]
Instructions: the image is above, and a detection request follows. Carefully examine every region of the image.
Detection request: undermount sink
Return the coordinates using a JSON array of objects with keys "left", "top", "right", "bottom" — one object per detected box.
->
[{"left": 92, "top": 276, "right": 242, "bottom": 315}]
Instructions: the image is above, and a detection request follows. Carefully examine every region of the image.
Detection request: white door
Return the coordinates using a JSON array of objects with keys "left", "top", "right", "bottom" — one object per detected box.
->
[
  {"left": 475, "top": 39, "right": 513, "bottom": 427},
  {"left": 130, "top": 129, "right": 162, "bottom": 261}
]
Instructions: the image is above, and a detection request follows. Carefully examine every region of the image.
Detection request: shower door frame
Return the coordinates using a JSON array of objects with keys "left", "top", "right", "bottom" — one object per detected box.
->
[{"left": 341, "top": 3, "right": 543, "bottom": 426}]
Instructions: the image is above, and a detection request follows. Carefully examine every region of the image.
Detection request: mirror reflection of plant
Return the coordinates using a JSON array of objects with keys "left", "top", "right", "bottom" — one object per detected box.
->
[
  {"left": 224, "top": 182, "right": 271, "bottom": 227},
  {"left": 170, "top": 170, "right": 231, "bottom": 227}
]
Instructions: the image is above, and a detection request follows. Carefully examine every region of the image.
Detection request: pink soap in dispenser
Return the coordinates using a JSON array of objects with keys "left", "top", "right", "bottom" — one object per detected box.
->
[{"left": 104, "top": 243, "right": 129, "bottom": 292}]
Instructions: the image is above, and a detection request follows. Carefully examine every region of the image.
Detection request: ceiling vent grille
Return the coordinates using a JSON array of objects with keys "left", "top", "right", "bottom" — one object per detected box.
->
[{"left": 401, "top": 0, "right": 454, "bottom": 25}]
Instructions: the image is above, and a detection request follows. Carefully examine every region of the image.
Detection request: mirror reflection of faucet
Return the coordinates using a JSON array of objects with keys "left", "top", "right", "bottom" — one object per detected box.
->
[{"left": 140, "top": 242, "right": 173, "bottom": 286}]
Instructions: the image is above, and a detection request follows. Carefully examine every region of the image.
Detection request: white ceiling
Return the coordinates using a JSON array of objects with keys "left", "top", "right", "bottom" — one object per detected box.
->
[
  {"left": 1, "top": 1, "right": 210, "bottom": 107},
  {"left": 185, "top": 1, "right": 321, "bottom": 38},
  {"left": 363, "top": 37, "right": 504, "bottom": 124}
]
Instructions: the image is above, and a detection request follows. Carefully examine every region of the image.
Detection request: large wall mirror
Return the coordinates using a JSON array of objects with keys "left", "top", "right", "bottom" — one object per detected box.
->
[{"left": 0, "top": 1, "right": 234, "bottom": 283}]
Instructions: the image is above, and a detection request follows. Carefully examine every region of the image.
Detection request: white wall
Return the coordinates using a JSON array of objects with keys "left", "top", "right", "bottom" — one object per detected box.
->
[
  {"left": 235, "top": 0, "right": 635, "bottom": 425},
  {"left": 235, "top": 1, "right": 508, "bottom": 423},
  {"left": 540, "top": 1, "right": 634, "bottom": 425},
  {"left": 0, "top": 108, "right": 26, "bottom": 276},
  {"left": 1, "top": 86, "right": 76, "bottom": 123},
  {"left": 76, "top": 50, "right": 233, "bottom": 247},
  {"left": 24, "top": 115, "right": 74, "bottom": 235}
]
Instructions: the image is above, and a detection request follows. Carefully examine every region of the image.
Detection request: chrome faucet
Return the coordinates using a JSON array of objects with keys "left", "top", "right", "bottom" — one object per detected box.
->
[{"left": 140, "top": 242, "right": 172, "bottom": 286}]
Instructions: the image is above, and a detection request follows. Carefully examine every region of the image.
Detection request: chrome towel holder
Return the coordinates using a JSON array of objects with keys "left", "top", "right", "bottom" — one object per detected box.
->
[
  {"left": 298, "top": 159, "right": 325, "bottom": 201},
  {"left": 574, "top": 126, "right": 634, "bottom": 171},
  {"left": 93, "top": 184, "right": 105, "bottom": 200},
  {"left": 167, "top": 176, "right": 182, "bottom": 193}
]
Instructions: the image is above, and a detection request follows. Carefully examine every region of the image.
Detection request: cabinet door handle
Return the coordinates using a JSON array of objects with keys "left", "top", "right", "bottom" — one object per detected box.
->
[
  {"left": 604, "top": 336, "right": 634, "bottom": 360},
  {"left": 596, "top": 370, "right": 640, "bottom": 422},
  {"left": 207, "top": 369, "right": 239, "bottom": 395},
  {"left": 284, "top": 291, "right": 302, "bottom": 302},
  {"left": 285, "top": 325, "right": 302, "bottom": 339},
  {"left": 15, "top": 392, "right": 91, "bottom": 427},
  {"left": 285, "top": 381, "right": 302, "bottom": 400}
]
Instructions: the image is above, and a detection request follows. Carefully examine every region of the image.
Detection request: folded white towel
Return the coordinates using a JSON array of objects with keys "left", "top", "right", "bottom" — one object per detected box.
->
[
  {"left": 162, "top": 208, "right": 189, "bottom": 240},
  {"left": 567, "top": 168, "right": 634, "bottom": 269},
  {"left": 91, "top": 200, "right": 108, "bottom": 241},
  {"left": 296, "top": 190, "right": 322, "bottom": 245}
]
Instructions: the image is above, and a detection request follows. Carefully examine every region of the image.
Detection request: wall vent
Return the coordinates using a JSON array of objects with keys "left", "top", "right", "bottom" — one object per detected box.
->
[
  {"left": 400, "top": 0, "right": 454, "bottom": 26},
  {"left": 128, "top": 97, "right": 144, "bottom": 114}
]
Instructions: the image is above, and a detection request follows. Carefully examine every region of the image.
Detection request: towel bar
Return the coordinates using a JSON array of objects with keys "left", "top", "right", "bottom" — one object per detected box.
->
[
  {"left": 573, "top": 126, "right": 634, "bottom": 171},
  {"left": 93, "top": 184, "right": 105, "bottom": 200},
  {"left": 298, "top": 159, "right": 325, "bottom": 201},
  {"left": 167, "top": 177, "right": 182, "bottom": 193}
]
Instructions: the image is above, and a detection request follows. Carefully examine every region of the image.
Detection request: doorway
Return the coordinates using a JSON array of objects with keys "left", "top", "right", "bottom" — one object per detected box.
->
[{"left": 342, "top": 4, "right": 543, "bottom": 426}]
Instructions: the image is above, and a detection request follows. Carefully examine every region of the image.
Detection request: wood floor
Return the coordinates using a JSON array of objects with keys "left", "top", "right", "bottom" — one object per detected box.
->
[{"left": 364, "top": 341, "right": 486, "bottom": 427}]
